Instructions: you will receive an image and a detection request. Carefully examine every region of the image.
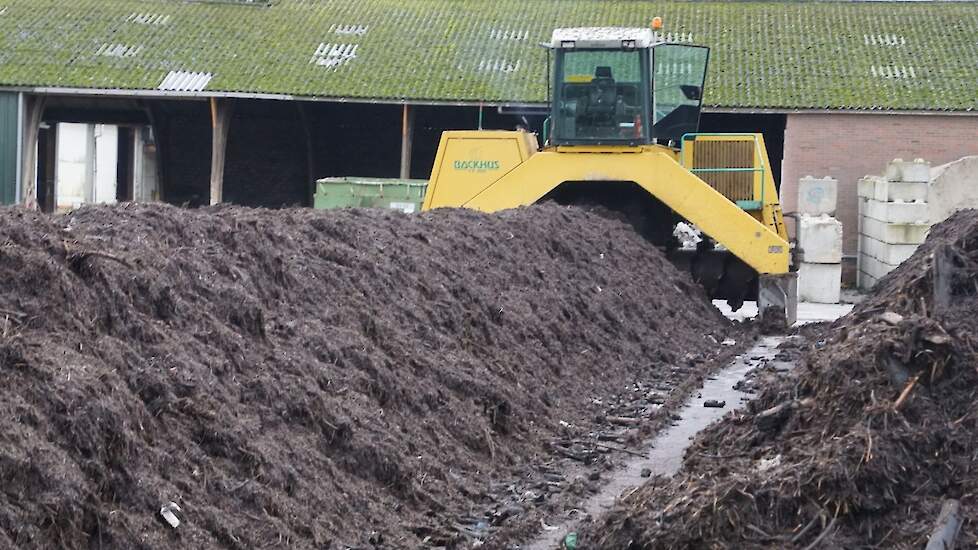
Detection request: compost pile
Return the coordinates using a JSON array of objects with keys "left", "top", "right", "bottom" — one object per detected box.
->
[
  {"left": 0, "top": 203, "right": 734, "bottom": 549},
  {"left": 586, "top": 209, "right": 978, "bottom": 549}
]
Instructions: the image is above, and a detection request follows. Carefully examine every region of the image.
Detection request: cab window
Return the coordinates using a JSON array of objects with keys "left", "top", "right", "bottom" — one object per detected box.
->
[
  {"left": 651, "top": 44, "right": 709, "bottom": 142},
  {"left": 556, "top": 50, "right": 646, "bottom": 142}
]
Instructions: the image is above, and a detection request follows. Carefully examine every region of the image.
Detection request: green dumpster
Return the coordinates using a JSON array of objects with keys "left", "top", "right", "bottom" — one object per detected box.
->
[{"left": 314, "top": 177, "right": 428, "bottom": 213}]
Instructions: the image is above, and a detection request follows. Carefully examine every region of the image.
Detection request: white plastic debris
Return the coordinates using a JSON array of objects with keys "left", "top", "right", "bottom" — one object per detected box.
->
[
  {"left": 673, "top": 222, "right": 702, "bottom": 249},
  {"left": 721, "top": 338, "right": 736, "bottom": 346},
  {"left": 160, "top": 502, "right": 181, "bottom": 528},
  {"left": 756, "top": 454, "right": 782, "bottom": 473}
]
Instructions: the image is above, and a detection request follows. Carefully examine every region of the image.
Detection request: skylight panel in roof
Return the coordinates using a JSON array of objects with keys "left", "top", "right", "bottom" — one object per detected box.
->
[
  {"left": 96, "top": 43, "right": 143, "bottom": 57},
  {"left": 158, "top": 71, "right": 213, "bottom": 91},
  {"left": 871, "top": 65, "right": 916, "bottom": 79},
  {"left": 489, "top": 28, "right": 529, "bottom": 41},
  {"left": 127, "top": 12, "right": 171, "bottom": 25},
  {"left": 331, "top": 24, "right": 368, "bottom": 36},
  {"left": 311, "top": 43, "right": 359, "bottom": 69},
  {"left": 864, "top": 34, "right": 906, "bottom": 46},
  {"left": 656, "top": 62, "right": 695, "bottom": 76},
  {"left": 477, "top": 59, "right": 522, "bottom": 73}
]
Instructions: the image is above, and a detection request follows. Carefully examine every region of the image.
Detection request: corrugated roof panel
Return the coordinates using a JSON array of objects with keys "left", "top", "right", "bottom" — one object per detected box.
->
[
  {"left": 0, "top": 0, "right": 973, "bottom": 111},
  {"left": 158, "top": 71, "right": 213, "bottom": 92}
]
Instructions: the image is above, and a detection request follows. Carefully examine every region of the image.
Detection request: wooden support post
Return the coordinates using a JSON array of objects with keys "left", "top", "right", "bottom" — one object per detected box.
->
[
  {"left": 209, "top": 98, "right": 233, "bottom": 205},
  {"left": 20, "top": 94, "right": 47, "bottom": 209},
  {"left": 141, "top": 100, "right": 166, "bottom": 202},
  {"left": 399, "top": 103, "right": 414, "bottom": 179}
]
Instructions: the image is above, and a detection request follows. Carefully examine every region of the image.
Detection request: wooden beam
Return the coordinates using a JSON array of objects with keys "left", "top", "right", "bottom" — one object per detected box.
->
[
  {"left": 20, "top": 94, "right": 47, "bottom": 209},
  {"left": 399, "top": 103, "right": 415, "bottom": 179},
  {"left": 140, "top": 100, "right": 166, "bottom": 202},
  {"left": 209, "top": 98, "right": 233, "bottom": 205}
]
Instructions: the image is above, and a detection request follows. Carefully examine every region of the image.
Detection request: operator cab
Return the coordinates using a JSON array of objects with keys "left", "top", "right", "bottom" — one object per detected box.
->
[{"left": 547, "top": 27, "right": 709, "bottom": 146}]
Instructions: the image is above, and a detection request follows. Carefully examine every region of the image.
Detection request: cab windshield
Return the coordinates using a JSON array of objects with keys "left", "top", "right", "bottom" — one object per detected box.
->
[{"left": 555, "top": 49, "right": 646, "bottom": 142}]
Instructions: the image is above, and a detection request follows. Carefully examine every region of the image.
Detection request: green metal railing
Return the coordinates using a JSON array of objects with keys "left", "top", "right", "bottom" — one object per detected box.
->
[{"left": 680, "top": 133, "right": 766, "bottom": 210}]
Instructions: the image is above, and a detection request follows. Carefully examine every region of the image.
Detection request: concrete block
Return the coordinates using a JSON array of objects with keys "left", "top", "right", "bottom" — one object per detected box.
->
[
  {"left": 900, "top": 158, "right": 931, "bottom": 183},
  {"left": 798, "top": 214, "right": 843, "bottom": 263},
  {"left": 857, "top": 268, "right": 880, "bottom": 291},
  {"left": 883, "top": 158, "right": 904, "bottom": 182},
  {"left": 860, "top": 216, "right": 930, "bottom": 244},
  {"left": 860, "top": 233, "right": 918, "bottom": 265},
  {"left": 857, "top": 176, "right": 881, "bottom": 199},
  {"left": 858, "top": 175, "right": 928, "bottom": 202},
  {"left": 864, "top": 198, "right": 929, "bottom": 224},
  {"left": 859, "top": 251, "right": 900, "bottom": 281},
  {"left": 797, "top": 176, "right": 838, "bottom": 216},
  {"left": 798, "top": 262, "right": 841, "bottom": 304},
  {"left": 873, "top": 179, "right": 929, "bottom": 203},
  {"left": 928, "top": 155, "right": 978, "bottom": 224}
]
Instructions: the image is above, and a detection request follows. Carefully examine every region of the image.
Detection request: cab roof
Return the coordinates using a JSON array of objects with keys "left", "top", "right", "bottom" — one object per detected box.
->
[{"left": 549, "top": 27, "right": 662, "bottom": 49}]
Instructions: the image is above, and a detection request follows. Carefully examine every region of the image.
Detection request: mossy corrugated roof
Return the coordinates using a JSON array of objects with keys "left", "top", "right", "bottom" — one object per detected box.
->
[{"left": 0, "top": 0, "right": 976, "bottom": 111}]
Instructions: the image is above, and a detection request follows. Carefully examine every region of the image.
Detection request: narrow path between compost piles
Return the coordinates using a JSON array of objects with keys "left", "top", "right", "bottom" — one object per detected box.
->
[{"left": 519, "top": 335, "right": 790, "bottom": 550}]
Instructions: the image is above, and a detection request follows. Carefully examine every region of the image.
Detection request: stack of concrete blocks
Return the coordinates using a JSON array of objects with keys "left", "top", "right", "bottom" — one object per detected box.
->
[
  {"left": 856, "top": 158, "right": 931, "bottom": 289},
  {"left": 796, "top": 176, "right": 843, "bottom": 303}
]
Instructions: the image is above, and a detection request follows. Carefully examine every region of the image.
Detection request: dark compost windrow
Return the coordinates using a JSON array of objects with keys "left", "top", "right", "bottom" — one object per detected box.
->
[
  {"left": 0, "top": 203, "right": 738, "bottom": 548},
  {"left": 585, "top": 209, "right": 978, "bottom": 549}
]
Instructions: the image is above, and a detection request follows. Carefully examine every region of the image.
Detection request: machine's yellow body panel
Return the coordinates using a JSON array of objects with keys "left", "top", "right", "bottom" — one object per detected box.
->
[
  {"left": 423, "top": 130, "right": 537, "bottom": 211},
  {"left": 423, "top": 130, "right": 790, "bottom": 275}
]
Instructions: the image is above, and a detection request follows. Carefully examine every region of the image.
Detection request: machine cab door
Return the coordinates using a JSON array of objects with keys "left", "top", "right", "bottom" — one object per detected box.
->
[{"left": 650, "top": 44, "right": 709, "bottom": 143}]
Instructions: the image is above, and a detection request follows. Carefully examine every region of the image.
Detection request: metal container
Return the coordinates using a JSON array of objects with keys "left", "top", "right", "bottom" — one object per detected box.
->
[{"left": 314, "top": 177, "right": 428, "bottom": 213}]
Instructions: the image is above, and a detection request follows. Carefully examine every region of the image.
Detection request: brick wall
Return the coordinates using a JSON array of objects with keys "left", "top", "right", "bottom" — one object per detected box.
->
[{"left": 781, "top": 113, "right": 978, "bottom": 282}]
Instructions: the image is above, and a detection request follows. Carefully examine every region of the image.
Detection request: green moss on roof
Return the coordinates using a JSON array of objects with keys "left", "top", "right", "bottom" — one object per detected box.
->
[{"left": 0, "top": 0, "right": 975, "bottom": 111}]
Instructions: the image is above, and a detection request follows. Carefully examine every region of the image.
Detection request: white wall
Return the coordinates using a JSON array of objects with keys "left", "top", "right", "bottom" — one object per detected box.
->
[
  {"left": 93, "top": 124, "right": 118, "bottom": 204},
  {"left": 55, "top": 122, "right": 92, "bottom": 211},
  {"left": 91, "top": 124, "right": 119, "bottom": 204}
]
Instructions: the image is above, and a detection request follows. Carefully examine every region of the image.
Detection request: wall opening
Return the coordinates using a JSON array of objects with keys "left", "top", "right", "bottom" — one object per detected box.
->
[{"left": 34, "top": 121, "right": 158, "bottom": 212}]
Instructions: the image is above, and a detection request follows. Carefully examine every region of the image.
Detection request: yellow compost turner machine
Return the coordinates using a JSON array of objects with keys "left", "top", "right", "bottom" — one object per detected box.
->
[{"left": 421, "top": 26, "right": 797, "bottom": 324}]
